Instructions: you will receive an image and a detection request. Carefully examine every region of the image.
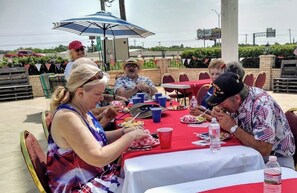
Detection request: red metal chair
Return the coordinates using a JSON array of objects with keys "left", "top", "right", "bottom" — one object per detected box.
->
[
  {"left": 161, "top": 73, "right": 184, "bottom": 101},
  {"left": 198, "top": 71, "right": 210, "bottom": 80},
  {"left": 254, "top": 71, "right": 266, "bottom": 89},
  {"left": 178, "top": 72, "right": 193, "bottom": 97},
  {"left": 197, "top": 84, "right": 210, "bottom": 105},
  {"left": 178, "top": 72, "right": 190, "bottom": 82},
  {"left": 20, "top": 130, "right": 51, "bottom": 193},
  {"left": 243, "top": 73, "right": 254, "bottom": 87},
  {"left": 284, "top": 108, "right": 297, "bottom": 170}
]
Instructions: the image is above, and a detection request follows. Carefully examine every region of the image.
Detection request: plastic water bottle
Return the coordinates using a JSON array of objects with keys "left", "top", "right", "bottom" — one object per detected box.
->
[
  {"left": 264, "top": 156, "right": 281, "bottom": 193},
  {"left": 190, "top": 96, "right": 198, "bottom": 108},
  {"left": 209, "top": 117, "right": 221, "bottom": 152}
]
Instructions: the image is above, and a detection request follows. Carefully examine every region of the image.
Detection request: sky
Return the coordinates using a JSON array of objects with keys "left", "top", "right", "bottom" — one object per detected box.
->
[{"left": 0, "top": 0, "right": 296, "bottom": 50}]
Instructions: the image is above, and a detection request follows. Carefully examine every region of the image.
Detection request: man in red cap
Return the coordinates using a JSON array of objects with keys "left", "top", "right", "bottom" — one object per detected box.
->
[{"left": 64, "top": 40, "right": 86, "bottom": 80}]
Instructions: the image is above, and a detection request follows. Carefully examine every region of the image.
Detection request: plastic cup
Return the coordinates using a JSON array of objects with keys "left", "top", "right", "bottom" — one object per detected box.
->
[
  {"left": 137, "top": 93, "right": 145, "bottom": 103},
  {"left": 157, "top": 127, "right": 173, "bottom": 149},
  {"left": 132, "top": 97, "right": 141, "bottom": 105},
  {"left": 151, "top": 107, "right": 162, "bottom": 123},
  {"left": 154, "top": 93, "right": 162, "bottom": 103},
  {"left": 158, "top": 96, "right": 167, "bottom": 108}
]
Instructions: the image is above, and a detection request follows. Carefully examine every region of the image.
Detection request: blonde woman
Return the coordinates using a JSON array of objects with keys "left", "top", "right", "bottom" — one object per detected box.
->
[{"left": 47, "top": 63, "right": 148, "bottom": 192}]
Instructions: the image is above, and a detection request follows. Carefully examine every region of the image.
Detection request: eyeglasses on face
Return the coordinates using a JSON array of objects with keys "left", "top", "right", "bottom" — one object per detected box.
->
[
  {"left": 81, "top": 71, "right": 103, "bottom": 87},
  {"left": 75, "top": 47, "right": 85, "bottom": 52},
  {"left": 125, "top": 63, "right": 138, "bottom": 68}
]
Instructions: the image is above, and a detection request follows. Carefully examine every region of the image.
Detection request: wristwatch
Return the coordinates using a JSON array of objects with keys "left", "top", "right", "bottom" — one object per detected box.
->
[{"left": 230, "top": 125, "right": 238, "bottom": 134}]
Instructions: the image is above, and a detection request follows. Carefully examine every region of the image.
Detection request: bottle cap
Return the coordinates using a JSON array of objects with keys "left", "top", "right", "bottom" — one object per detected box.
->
[
  {"left": 269, "top": 155, "right": 277, "bottom": 162},
  {"left": 211, "top": 117, "right": 216, "bottom": 121}
]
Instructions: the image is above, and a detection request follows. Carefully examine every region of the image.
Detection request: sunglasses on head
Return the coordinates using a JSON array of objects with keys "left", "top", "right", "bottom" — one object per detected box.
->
[
  {"left": 81, "top": 71, "right": 103, "bottom": 87},
  {"left": 75, "top": 47, "right": 84, "bottom": 52}
]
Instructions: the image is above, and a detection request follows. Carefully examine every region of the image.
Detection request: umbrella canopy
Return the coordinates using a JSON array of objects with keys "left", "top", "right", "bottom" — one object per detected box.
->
[{"left": 53, "top": 11, "right": 155, "bottom": 70}]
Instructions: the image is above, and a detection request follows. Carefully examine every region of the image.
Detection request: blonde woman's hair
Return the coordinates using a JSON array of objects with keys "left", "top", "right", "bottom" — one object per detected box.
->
[{"left": 50, "top": 63, "right": 109, "bottom": 112}]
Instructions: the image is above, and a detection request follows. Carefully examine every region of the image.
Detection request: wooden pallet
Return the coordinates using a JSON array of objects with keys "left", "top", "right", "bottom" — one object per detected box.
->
[
  {"left": 273, "top": 78, "right": 297, "bottom": 93},
  {"left": 0, "top": 67, "right": 33, "bottom": 101}
]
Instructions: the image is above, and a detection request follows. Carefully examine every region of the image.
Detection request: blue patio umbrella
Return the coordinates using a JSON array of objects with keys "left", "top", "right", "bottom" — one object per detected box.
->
[{"left": 53, "top": 11, "right": 155, "bottom": 70}]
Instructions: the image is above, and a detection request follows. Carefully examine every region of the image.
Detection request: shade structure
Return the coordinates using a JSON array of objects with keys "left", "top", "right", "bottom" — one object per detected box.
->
[{"left": 53, "top": 11, "right": 155, "bottom": 70}]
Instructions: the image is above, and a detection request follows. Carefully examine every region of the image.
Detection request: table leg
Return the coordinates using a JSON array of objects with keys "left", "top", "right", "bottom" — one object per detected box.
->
[{"left": 183, "top": 89, "right": 187, "bottom": 106}]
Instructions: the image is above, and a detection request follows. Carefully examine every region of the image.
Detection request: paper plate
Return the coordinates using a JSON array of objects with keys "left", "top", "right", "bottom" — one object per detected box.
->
[{"left": 197, "top": 131, "right": 231, "bottom": 141}]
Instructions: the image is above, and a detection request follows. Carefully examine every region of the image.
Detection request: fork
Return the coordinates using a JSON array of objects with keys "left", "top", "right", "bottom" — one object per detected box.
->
[
  {"left": 196, "top": 108, "right": 209, "bottom": 119},
  {"left": 128, "top": 112, "right": 141, "bottom": 123}
]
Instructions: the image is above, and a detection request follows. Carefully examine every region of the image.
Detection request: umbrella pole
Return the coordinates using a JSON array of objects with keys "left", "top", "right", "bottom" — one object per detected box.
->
[{"left": 103, "top": 28, "right": 110, "bottom": 71}]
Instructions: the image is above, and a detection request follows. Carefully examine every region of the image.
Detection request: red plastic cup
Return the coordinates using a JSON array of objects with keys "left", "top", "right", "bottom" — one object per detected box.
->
[{"left": 157, "top": 127, "right": 173, "bottom": 149}]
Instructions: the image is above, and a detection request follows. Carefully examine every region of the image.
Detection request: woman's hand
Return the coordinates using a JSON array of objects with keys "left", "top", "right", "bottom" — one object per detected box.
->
[
  {"left": 101, "top": 107, "right": 118, "bottom": 119},
  {"left": 125, "top": 127, "right": 149, "bottom": 140}
]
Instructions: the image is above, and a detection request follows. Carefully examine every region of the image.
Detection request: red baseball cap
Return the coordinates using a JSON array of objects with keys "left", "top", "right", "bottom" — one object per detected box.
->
[{"left": 68, "top": 40, "right": 85, "bottom": 50}]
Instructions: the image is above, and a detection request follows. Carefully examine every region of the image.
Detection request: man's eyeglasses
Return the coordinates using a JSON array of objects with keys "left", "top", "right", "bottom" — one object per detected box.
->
[
  {"left": 81, "top": 71, "right": 103, "bottom": 87},
  {"left": 75, "top": 47, "right": 85, "bottom": 52},
  {"left": 125, "top": 63, "right": 138, "bottom": 68}
]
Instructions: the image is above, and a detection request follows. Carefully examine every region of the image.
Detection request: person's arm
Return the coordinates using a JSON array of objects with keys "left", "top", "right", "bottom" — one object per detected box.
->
[
  {"left": 189, "top": 106, "right": 212, "bottom": 121},
  {"left": 212, "top": 108, "right": 273, "bottom": 156},
  {"left": 116, "top": 86, "right": 139, "bottom": 99},
  {"left": 52, "top": 110, "right": 149, "bottom": 168}
]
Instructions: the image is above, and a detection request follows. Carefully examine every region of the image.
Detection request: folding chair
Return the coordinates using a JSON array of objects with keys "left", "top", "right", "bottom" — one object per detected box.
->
[
  {"left": 41, "top": 111, "right": 52, "bottom": 140},
  {"left": 178, "top": 72, "right": 190, "bottom": 82},
  {"left": 197, "top": 84, "right": 211, "bottom": 106},
  {"left": 243, "top": 73, "right": 254, "bottom": 87},
  {"left": 198, "top": 71, "right": 210, "bottom": 80},
  {"left": 254, "top": 71, "right": 266, "bottom": 89},
  {"left": 284, "top": 108, "right": 297, "bottom": 170},
  {"left": 20, "top": 130, "right": 51, "bottom": 193},
  {"left": 161, "top": 73, "right": 183, "bottom": 100}
]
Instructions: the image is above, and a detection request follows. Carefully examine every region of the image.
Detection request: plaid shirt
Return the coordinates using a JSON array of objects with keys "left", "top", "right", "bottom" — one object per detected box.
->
[
  {"left": 231, "top": 87, "right": 295, "bottom": 157},
  {"left": 114, "top": 75, "right": 156, "bottom": 100}
]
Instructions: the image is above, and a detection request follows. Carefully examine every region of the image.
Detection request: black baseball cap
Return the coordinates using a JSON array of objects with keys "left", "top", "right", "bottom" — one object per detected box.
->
[{"left": 207, "top": 72, "right": 244, "bottom": 106}]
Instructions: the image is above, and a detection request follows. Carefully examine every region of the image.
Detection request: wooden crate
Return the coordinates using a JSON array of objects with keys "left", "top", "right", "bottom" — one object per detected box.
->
[
  {"left": 0, "top": 67, "right": 34, "bottom": 101},
  {"left": 273, "top": 78, "right": 297, "bottom": 93}
]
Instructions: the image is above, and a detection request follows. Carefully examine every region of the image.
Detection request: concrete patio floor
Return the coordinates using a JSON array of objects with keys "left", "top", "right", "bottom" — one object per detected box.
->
[{"left": 0, "top": 89, "right": 296, "bottom": 193}]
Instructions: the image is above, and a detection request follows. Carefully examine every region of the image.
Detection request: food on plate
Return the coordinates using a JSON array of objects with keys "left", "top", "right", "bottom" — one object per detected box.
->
[
  {"left": 129, "top": 129, "right": 159, "bottom": 148},
  {"left": 180, "top": 115, "right": 206, "bottom": 123},
  {"left": 180, "top": 115, "right": 196, "bottom": 123},
  {"left": 196, "top": 116, "right": 206, "bottom": 122},
  {"left": 122, "top": 107, "right": 130, "bottom": 113},
  {"left": 220, "top": 132, "right": 231, "bottom": 141},
  {"left": 198, "top": 131, "right": 231, "bottom": 141},
  {"left": 118, "top": 120, "right": 144, "bottom": 128},
  {"left": 111, "top": 100, "right": 125, "bottom": 111},
  {"left": 167, "top": 105, "right": 186, "bottom": 110}
]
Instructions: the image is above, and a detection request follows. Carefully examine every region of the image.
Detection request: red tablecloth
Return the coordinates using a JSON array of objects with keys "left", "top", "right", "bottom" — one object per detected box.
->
[
  {"left": 170, "top": 79, "right": 211, "bottom": 96},
  {"left": 117, "top": 101, "right": 241, "bottom": 163},
  {"left": 199, "top": 178, "right": 297, "bottom": 193}
]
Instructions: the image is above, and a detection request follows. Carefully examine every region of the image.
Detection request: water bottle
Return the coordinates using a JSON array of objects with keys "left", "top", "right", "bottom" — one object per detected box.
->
[
  {"left": 209, "top": 117, "right": 221, "bottom": 152},
  {"left": 264, "top": 156, "right": 281, "bottom": 193},
  {"left": 190, "top": 96, "right": 198, "bottom": 108}
]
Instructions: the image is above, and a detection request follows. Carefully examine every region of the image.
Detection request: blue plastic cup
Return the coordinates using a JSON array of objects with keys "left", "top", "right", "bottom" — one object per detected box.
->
[
  {"left": 158, "top": 96, "right": 167, "bottom": 108},
  {"left": 151, "top": 107, "right": 162, "bottom": 123},
  {"left": 154, "top": 93, "right": 162, "bottom": 103},
  {"left": 132, "top": 97, "right": 141, "bottom": 105},
  {"left": 137, "top": 93, "right": 145, "bottom": 103}
]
